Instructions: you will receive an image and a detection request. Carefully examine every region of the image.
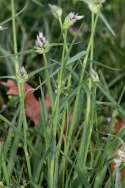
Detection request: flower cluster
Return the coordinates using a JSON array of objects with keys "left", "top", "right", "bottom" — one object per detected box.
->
[
  {"left": 63, "top": 12, "right": 83, "bottom": 30},
  {"left": 35, "top": 10, "right": 84, "bottom": 53},
  {"left": 35, "top": 32, "right": 49, "bottom": 54}
]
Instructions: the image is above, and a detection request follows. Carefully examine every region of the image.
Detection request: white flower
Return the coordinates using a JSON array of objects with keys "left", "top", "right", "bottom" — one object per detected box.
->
[
  {"left": 117, "top": 149, "right": 125, "bottom": 163},
  {"left": 35, "top": 32, "right": 48, "bottom": 48},
  {"left": 35, "top": 32, "right": 49, "bottom": 54},
  {"left": 63, "top": 12, "right": 84, "bottom": 30},
  {"left": 0, "top": 25, "right": 7, "bottom": 31},
  {"left": 0, "top": 26, "right": 3, "bottom": 30},
  {"left": 67, "top": 12, "right": 83, "bottom": 21},
  {"left": 20, "top": 66, "right": 26, "bottom": 76},
  {"left": 113, "top": 147, "right": 125, "bottom": 168},
  {"left": 19, "top": 66, "right": 28, "bottom": 80}
]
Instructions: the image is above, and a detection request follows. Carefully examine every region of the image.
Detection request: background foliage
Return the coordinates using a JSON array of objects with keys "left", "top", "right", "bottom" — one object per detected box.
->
[{"left": 0, "top": 0, "right": 125, "bottom": 188}]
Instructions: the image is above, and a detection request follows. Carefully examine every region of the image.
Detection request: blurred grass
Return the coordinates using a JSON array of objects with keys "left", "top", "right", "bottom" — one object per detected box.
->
[{"left": 0, "top": 0, "right": 125, "bottom": 188}]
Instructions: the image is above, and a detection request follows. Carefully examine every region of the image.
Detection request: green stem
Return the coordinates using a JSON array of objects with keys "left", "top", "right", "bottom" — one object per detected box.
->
[
  {"left": 43, "top": 53, "right": 53, "bottom": 105},
  {"left": 11, "top": 0, "right": 32, "bottom": 181},
  {"left": 79, "top": 11, "right": 98, "bottom": 167},
  {"left": 90, "top": 11, "right": 95, "bottom": 66},
  {"left": 64, "top": 12, "right": 99, "bottom": 155},
  {"left": 53, "top": 29, "right": 67, "bottom": 140},
  {"left": 11, "top": 0, "right": 19, "bottom": 75},
  {"left": 21, "top": 82, "right": 32, "bottom": 180},
  {"left": 48, "top": 29, "right": 67, "bottom": 188},
  {"left": 61, "top": 12, "right": 100, "bottom": 176}
]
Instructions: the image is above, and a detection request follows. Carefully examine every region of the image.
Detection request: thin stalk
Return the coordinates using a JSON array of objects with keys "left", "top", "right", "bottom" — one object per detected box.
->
[
  {"left": 69, "top": 12, "right": 98, "bottom": 142},
  {"left": 1, "top": 154, "right": 9, "bottom": 185},
  {"left": 56, "top": 105, "right": 68, "bottom": 187},
  {"left": 8, "top": 104, "right": 23, "bottom": 178},
  {"left": 21, "top": 82, "right": 32, "bottom": 180},
  {"left": 11, "top": 0, "right": 32, "bottom": 181},
  {"left": 90, "top": 11, "right": 95, "bottom": 68},
  {"left": 62, "top": 13, "right": 99, "bottom": 172},
  {"left": 78, "top": 11, "right": 98, "bottom": 167},
  {"left": 48, "top": 29, "right": 68, "bottom": 188},
  {"left": 11, "top": 0, "right": 19, "bottom": 75},
  {"left": 51, "top": 30, "right": 68, "bottom": 152},
  {"left": 43, "top": 53, "right": 53, "bottom": 105}
]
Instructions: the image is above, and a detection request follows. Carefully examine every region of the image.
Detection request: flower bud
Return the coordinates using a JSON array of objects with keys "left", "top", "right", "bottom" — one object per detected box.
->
[
  {"left": 49, "top": 4, "right": 62, "bottom": 19},
  {"left": 35, "top": 32, "right": 50, "bottom": 54},
  {"left": 0, "top": 25, "right": 7, "bottom": 31},
  {"left": 91, "top": 69, "right": 99, "bottom": 83},
  {"left": 83, "top": 0, "right": 105, "bottom": 14},
  {"left": 19, "top": 66, "right": 28, "bottom": 81}
]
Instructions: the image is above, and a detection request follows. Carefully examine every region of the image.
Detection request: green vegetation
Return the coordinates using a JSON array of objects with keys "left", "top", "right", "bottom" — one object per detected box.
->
[{"left": 0, "top": 0, "right": 125, "bottom": 187}]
